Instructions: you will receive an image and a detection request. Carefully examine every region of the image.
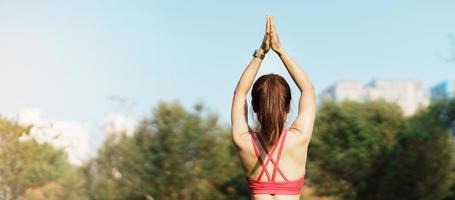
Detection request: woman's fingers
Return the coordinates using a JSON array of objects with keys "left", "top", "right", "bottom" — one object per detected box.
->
[
  {"left": 266, "top": 14, "right": 272, "bottom": 36},
  {"left": 271, "top": 15, "right": 277, "bottom": 33},
  {"left": 270, "top": 15, "right": 278, "bottom": 39},
  {"left": 266, "top": 15, "right": 268, "bottom": 32}
]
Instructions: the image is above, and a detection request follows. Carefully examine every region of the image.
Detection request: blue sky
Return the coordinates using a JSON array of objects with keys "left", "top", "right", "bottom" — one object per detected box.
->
[{"left": 1, "top": 1, "right": 454, "bottom": 136}]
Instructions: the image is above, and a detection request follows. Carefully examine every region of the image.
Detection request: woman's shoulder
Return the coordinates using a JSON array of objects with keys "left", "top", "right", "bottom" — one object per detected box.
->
[
  {"left": 232, "top": 129, "right": 254, "bottom": 150},
  {"left": 285, "top": 128, "right": 312, "bottom": 146}
]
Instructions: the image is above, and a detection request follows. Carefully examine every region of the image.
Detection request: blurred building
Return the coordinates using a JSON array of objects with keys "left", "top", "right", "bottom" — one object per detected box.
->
[
  {"left": 319, "top": 80, "right": 365, "bottom": 102},
  {"left": 320, "top": 79, "right": 430, "bottom": 116},
  {"left": 17, "top": 108, "right": 91, "bottom": 166},
  {"left": 15, "top": 107, "right": 138, "bottom": 166},
  {"left": 430, "top": 80, "right": 455, "bottom": 101}
]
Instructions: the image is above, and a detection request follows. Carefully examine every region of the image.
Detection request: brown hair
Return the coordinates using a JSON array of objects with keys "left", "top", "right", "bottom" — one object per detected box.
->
[{"left": 251, "top": 73, "right": 291, "bottom": 146}]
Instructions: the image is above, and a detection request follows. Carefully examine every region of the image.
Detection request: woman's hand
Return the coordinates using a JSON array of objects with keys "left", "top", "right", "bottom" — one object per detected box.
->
[
  {"left": 258, "top": 15, "right": 272, "bottom": 55},
  {"left": 269, "top": 15, "right": 284, "bottom": 54}
]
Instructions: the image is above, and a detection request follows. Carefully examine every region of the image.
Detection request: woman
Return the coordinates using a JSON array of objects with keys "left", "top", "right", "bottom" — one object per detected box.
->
[{"left": 231, "top": 15, "right": 316, "bottom": 200}]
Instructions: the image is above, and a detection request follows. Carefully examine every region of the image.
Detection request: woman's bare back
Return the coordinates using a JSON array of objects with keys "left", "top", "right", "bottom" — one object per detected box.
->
[{"left": 236, "top": 129, "right": 311, "bottom": 200}]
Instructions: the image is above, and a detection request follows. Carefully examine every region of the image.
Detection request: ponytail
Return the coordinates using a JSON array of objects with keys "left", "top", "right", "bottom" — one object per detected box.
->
[{"left": 252, "top": 74, "right": 291, "bottom": 146}]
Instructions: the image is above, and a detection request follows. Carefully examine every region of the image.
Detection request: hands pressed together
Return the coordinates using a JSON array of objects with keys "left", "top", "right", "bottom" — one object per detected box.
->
[{"left": 257, "top": 14, "right": 284, "bottom": 58}]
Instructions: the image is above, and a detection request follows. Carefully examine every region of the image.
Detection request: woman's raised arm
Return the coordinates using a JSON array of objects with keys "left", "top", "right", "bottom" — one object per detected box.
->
[
  {"left": 269, "top": 15, "right": 316, "bottom": 140},
  {"left": 231, "top": 15, "right": 272, "bottom": 147}
]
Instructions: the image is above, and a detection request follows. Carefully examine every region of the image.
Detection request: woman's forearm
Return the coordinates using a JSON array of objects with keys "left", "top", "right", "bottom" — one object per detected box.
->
[
  {"left": 234, "top": 56, "right": 263, "bottom": 97},
  {"left": 276, "top": 49, "right": 314, "bottom": 93}
]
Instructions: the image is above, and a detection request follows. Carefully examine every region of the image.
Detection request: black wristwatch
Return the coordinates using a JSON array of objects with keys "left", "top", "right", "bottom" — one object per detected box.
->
[{"left": 253, "top": 49, "right": 265, "bottom": 60}]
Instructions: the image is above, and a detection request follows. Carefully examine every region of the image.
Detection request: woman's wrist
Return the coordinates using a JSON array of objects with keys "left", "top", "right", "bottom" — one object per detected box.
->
[
  {"left": 253, "top": 48, "right": 266, "bottom": 60},
  {"left": 259, "top": 46, "right": 269, "bottom": 55},
  {"left": 274, "top": 48, "right": 286, "bottom": 57}
]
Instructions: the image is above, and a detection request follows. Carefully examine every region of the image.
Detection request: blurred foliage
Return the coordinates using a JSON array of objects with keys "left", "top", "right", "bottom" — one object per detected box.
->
[
  {"left": 360, "top": 100, "right": 455, "bottom": 200},
  {"left": 2, "top": 99, "right": 455, "bottom": 200},
  {"left": 83, "top": 101, "right": 249, "bottom": 200},
  {"left": 0, "top": 117, "right": 74, "bottom": 200},
  {"left": 308, "top": 100, "right": 405, "bottom": 198},
  {"left": 309, "top": 99, "right": 455, "bottom": 200}
]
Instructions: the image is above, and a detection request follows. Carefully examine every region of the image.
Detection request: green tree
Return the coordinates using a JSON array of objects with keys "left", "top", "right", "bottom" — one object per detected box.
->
[
  {"left": 308, "top": 100, "right": 405, "bottom": 199},
  {"left": 309, "top": 99, "right": 455, "bottom": 200},
  {"left": 0, "top": 117, "right": 71, "bottom": 200},
  {"left": 83, "top": 133, "right": 145, "bottom": 200},
  {"left": 22, "top": 168, "right": 89, "bottom": 200},
  {"left": 447, "top": 99, "right": 455, "bottom": 200},
  {"left": 85, "top": 101, "right": 249, "bottom": 200},
  {"left": 360, "top": 100, "right": 455, "bottom": 200}
]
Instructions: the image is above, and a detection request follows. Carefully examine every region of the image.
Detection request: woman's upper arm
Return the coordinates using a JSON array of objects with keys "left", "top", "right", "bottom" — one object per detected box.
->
[
  {"left": 231, "top": 92, "right": 251, "bottom": 147},
  {"left": 290, "top": 86, "right": 317, "bottom": 141}
]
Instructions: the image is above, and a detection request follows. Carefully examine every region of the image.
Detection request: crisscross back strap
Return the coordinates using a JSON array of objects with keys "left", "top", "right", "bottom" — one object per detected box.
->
[
  {"left": 252, "top": 132, "right": 281, "bottom": 181},
  {"left": 273, "top": 129, "right": 287, "bottom": 181},
  {"left": 250, "top": 129, "right": 289, "bottom": 182},
  {"left": 257, "top": 129, "right": 289, "bottom": 182},
  {"left": 250, "top": 132, "right": 273, "bottom": 182}
]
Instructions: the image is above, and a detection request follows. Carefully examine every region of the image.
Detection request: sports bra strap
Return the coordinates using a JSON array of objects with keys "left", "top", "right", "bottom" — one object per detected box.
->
[
  {"left": 253, "top": 132, "right": 280, "bottom": 181},
  {"left": 250, "top": 133, "right": 272, "bottom": 181},
  {"left": 251, "top": 129, "right": 289, "bottom": 182},
  {"left": 273, "top": 129, "right": 287, "bottom": 181}
]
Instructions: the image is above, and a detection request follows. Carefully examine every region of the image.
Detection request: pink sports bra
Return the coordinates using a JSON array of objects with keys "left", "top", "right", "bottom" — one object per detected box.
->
[{"left": 246, "top": 128, "right": 305, "bottom": 195}]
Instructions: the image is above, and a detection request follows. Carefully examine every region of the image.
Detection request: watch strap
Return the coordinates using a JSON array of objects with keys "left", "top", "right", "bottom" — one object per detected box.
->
[{"left": 253, "top": 49, "right": 265, "bottom": 59}]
